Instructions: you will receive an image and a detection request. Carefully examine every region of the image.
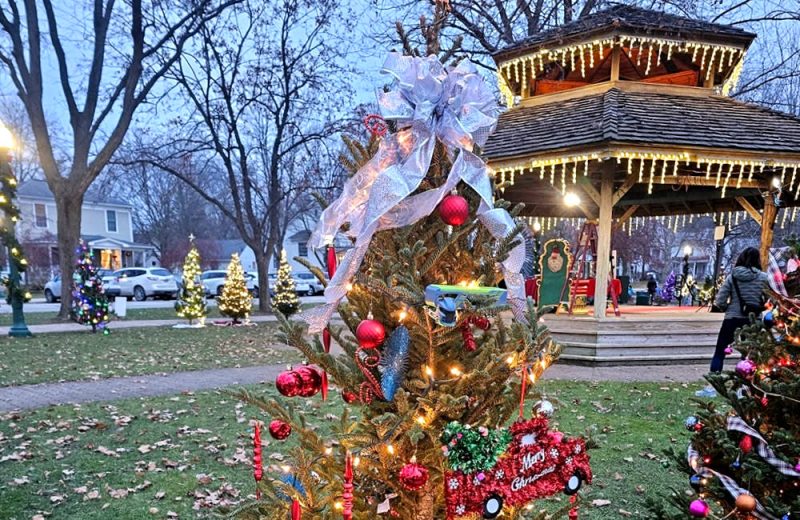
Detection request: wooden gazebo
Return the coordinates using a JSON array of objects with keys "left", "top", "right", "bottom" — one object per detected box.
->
[{"left": 484, "top": 4, "right": 800, "bottom": 322}]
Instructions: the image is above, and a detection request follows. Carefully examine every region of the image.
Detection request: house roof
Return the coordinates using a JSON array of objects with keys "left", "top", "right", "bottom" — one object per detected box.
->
[
  {"left": 82, "top": 235, "right": 153, "bottom": 250},
  {"left": 17, "top": 179, "right": 131, "bottom": 208},
  {"left": 288, "top": 229, "right": 311, "bottom": 242},
  {"left": 483, "top": 88, "right": 800, "bottom": 162},
  {"left": 493, "top": 4, "right": 756, "bottom": 62}
]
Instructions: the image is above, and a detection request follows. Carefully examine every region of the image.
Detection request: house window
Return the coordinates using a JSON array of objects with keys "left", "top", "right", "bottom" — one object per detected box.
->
[
  {"left": 298, "top": 242, "right": 308, "bottom": 257},
  {"left": 34, "top": 203, "right": 47, "bottom": 228},
  {"left": 106, "top": 210, "right": 117, "bottom": 232}
]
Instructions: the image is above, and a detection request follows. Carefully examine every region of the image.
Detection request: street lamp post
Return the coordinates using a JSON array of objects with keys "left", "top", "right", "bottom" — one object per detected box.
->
[
  {"left": 532, "top": 220, "right": 542, "bottom": 275},
  {"left": 0, "top": 124, "right": 31, "bottom": 337}
]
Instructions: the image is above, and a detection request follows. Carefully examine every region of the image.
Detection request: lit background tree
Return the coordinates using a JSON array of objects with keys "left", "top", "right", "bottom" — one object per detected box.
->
[
  {"left": 218, "top": 253, "right": 252, "bottom": 324},
  {"left": 175, "top": 235, "right": 207, "bottom": 325},
  {"left": 70, "top": 240, "right": 110, "bottom": 334},
  {"left": 274, "top": 250, "right": 299, "bottom": 316}
]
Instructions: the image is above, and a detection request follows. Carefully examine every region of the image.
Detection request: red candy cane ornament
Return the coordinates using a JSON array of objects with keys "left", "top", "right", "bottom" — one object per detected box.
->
[
  {"left": 253, "top": 422, "right": 263, "bottom": 499},
  {"left": 343, "top": 452, "right": 354, "bottom": 520}
]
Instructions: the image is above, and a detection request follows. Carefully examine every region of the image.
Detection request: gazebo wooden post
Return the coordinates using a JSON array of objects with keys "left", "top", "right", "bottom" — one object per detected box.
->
[
  {"left": 593, "top": 164, "right": 615, "bottom": 319},
  {"left": 760, "top": 190, "right": 778, "bottom": 269}
]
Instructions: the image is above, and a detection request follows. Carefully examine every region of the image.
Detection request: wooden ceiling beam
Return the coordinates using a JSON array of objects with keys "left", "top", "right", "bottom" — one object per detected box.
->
[
  {"left": 613, "top": 204, "right": 640, "bottom": 231},
  {"left": 613, "top": 176, "right": 637, "bottom": 205},
  {"left": 736, "top": 196, "right": 762, "bottom": 226}
]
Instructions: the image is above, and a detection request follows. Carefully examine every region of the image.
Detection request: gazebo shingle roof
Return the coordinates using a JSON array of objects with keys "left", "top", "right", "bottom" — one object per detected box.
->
[
  {"left": 483, "top": 88, "right": 800, "bottom": 162},
  {"left": 494, "top": 4, "right": 756, "bottom": 61}
]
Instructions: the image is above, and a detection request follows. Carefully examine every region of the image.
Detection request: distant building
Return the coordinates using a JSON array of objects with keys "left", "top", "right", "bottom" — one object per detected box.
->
[{"left": 16, "top": 180, "right": 155, "bottom": 282}]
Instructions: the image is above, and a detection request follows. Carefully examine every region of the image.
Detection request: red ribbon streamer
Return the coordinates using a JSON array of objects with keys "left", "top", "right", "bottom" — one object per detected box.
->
[
  {"left": 291, "top": 499, "right": 302, "bottom": 520},
  {"left": 253, "top": 422, "right": 263, "bottom": 499},
  {"left": 321, "top": 245, "right": 337, "bottom": 401},
  {"left": 343, "top": 452, "right": 354, "bottom": 520}
]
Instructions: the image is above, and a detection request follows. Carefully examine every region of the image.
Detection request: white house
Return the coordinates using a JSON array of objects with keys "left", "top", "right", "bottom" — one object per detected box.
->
[{"left": 16, "top": 180, "right": 155, "bottom": 278}]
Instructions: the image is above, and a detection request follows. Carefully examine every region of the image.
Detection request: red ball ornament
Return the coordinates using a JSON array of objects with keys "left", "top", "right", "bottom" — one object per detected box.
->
[
  {"left": 438, "top": 194, "right": 469, "bottom": 226},
  {"left": 735, "top": 493, "right": 757, "bottom": 512},
  {"left": 739, "top": 435, "right": 753, "bottom": 454},
  {"left": 342, "top": 390, "right": 358, "bottom": 404},
  {"left": 356, "top": 319, "right": 386, "bottom": 348},
  {"left": 268, "top": 419, "right": 292, "bottom": 440},
  {"left": 398, "top": 458, "right": 429, "bottom": 491},
  {"left": 295, "top": 366, "right": 323, "bottom": 397},
  {"left": 276, "top": 370, "right": 304, "bottom": 397}
]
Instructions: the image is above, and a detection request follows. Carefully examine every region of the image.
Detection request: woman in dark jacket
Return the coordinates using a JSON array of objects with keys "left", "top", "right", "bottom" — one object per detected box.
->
[{"left": 696, "top": 247, "right": 769, "bottom": 398}]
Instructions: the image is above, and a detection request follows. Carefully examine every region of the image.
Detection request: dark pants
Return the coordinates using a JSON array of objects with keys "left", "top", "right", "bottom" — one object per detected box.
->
[{"left": 710, "top": 317, "right": 749, "bottom": 373}]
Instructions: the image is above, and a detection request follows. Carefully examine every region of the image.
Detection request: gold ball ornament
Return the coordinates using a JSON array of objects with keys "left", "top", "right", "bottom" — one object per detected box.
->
[{"left": 735, "top": 493, "right": 757, "bottom": 512}]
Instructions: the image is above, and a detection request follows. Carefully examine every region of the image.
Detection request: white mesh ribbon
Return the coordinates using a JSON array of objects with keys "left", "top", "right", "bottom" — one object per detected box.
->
[{"left": 303, "top": 53, "right": 526, "bottom": 333}]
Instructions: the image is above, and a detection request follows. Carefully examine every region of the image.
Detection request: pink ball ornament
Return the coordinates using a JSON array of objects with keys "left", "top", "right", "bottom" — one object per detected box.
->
[
  {"left": 438, "top": 194, "right": 469, "bottom": 226},
  {"left": 398, "top": 459, "right": 429, "bottom": 491},
  {"left": 268, "top": 419, "right": 292, "bottom": 440},
  {"left": 724, "top": 345, "right": 734, "bottom": 355},
  {"left": 736, "top": 359, "right": 757, "bottom": 378},
  {"left": 689, "top": 499, "right": 710, "bottom": 517},
  {"left": 356, "top": 319, "right": 386, "bottom": 348}
]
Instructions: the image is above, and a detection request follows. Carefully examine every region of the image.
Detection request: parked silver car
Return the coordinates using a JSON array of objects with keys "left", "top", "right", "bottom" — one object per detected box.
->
[{"left": 106, "top": 268, "right": 178, "bottom": 301}]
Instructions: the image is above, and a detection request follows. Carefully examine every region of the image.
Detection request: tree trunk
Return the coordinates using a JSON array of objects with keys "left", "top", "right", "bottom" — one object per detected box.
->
[
  {"left": 253, "top": 248, "right": 272, "bottom": 313},
  {"left": 56, "top": 190, "right": 84, "bottom": 318}
]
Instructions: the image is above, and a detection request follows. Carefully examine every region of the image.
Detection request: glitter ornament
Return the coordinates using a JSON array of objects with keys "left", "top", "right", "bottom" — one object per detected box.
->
[
  {"left": 356, "top": 319, "right": 386, "bottom": 348},
  {"left": 533, "top": 399, "right": 555, "bottom": 417},
  {"left": 689, "top": 499, "right": 710, "bottom": 517},
  {"left": 342, "top": 390, "right": 358, "bottom": 404},
  {"left": 268, "top": 419, "right": 292, "bottom": 440},
  {"left": 736, "top": 493, "right": 757, "bottom": 512},
  {"left": 740, "top": 435, "right": 753, "bottom": 454},
  {"left": 736, "top": 358, "right": 757, "bottom": 378},
  {"left": 398, "top": 457, "right": 429, "bottom": 491},
  {"left": 438, "top": 194, "right": 469, "bottom": 226}
]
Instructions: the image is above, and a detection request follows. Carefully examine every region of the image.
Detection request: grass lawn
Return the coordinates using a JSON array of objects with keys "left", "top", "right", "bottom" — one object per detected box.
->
[
  {"left": 0, "top": 325, "right": 302, "bottom": 387},
  {"left": 0, "top": 380, "right": 702, "bottom": 519}
]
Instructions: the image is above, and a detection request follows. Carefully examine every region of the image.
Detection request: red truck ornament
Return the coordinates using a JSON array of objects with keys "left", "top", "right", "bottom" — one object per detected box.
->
[{"left": 442, "top": 416, "right": 591, "bottom": 519}]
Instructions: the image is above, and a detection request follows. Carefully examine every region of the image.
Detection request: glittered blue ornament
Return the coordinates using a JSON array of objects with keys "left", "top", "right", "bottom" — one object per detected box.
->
[
  {"left": 685, "top": 416, "right": 698, "bottom": 431},
  {"left": 763, "top": 310, "right": 774, "bottom": 328},
  {"left": 380, "top": 324, "right": 409, "bottom": 401},
  {"left": 689, "top": 474, "right": 704, "bottom": 491},
  {"left": 276, "top": 473, "right": 306, "bottom": 502}
]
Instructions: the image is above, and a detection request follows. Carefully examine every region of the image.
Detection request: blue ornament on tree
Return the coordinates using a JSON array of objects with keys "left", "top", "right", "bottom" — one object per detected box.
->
[
  {"left": 763, "top": 310, "right": 774, "bottom": 328},
  {"left": 380, "top": 324, "right": 409, "bottom": 401}
]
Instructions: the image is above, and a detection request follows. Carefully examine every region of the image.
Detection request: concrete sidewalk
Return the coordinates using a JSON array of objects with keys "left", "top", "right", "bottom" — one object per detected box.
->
[
  {"left": 0, "top": 313, "right": 280, "bottom": 335},
  {"left": 0, "top": 361, "right": 715, "bottom": 412}
]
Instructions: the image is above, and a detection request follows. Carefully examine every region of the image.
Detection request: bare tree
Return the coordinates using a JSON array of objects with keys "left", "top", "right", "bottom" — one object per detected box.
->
[
  {"left": 0, "top": 0, "right": 240, "bottom": 316},
  {"left": 0, "top": 97, "right": 42, "bottom": 183},
  {"left": 128, "top": 0, "right": 352, "bottom": 311}
]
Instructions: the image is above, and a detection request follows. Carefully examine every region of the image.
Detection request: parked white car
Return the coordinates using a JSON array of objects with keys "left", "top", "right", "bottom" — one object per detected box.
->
[
  {"left": 294, "top": 272, "right": 324, "bottom": 296},
  {"left": 201, "top": 270, "right": 256, "bottom": 298},
  {"left": 106, "top": 267, "right": 178, "bottom": 301},
  {"left": 44, "top": 269, "right": 116, "bottom": 303}
]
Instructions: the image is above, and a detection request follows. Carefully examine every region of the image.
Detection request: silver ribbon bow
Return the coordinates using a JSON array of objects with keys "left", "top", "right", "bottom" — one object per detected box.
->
[{"left": 304, "top": 52, "right": 527, "bottom": 333}]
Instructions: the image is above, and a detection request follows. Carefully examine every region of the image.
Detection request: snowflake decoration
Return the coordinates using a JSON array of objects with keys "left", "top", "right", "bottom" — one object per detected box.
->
[
  {"left": 448, "top": 478, "right": 459, "bottom": 490},
  {"left": 574, "top": 445, "right": 582, "bottom": 454},
  {"left": 456, "top": 505, "right": 466, "bottom": 515},
  {"left": 565, "top": 456, "right": 573, "bottom": 465},
  {"left": 472, "top": 476, "right": 482, "bottom": 486},
  {"left": 549, "top": 448, "right": 560, "bottom": 459},
  {"left": 494, "top": 469, "right": 504, "bottom": 480}
]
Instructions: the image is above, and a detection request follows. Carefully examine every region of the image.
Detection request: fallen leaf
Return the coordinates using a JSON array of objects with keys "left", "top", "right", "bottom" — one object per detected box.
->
[{"left": 592, "top": 499, "right": 611, "bottom": 507}]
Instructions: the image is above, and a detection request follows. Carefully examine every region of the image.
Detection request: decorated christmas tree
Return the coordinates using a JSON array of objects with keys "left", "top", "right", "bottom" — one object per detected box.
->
[
  {"left": 175, "top": 236, "right": 207, "bottom": 325},
  {"left": 648, "top": 294, "right": 800, "bottom": 519},
  {"left": 70, "top": 240, "right": 110, "bottom": 334},
  {"left": 234, "top": 7, "right": 589, "bottom": 520},
  {"left": 274, "top": 250, "right": 300, "bottom": 316},
  {"left": 218, "top": 252, "right": 252, "bottom": 324},
  {"left": 659, "top": 271, "right": 677, "bottom": 304}
]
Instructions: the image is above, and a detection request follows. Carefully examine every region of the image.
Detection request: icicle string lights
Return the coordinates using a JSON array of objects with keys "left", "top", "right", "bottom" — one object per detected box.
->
[
  {"left": 497, "top": 35, "right": 746, "bottom": 107},
  {"left": 492, "top": 150, "right": 800, "bottom": 199}
]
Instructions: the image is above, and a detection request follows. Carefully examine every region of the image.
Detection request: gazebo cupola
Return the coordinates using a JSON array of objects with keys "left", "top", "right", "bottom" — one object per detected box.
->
[
  {"left": 484, "top": 4, "right": 800, "bottom": 319},
  {"left": 494, "top": 3, "right": 753, "bottom": 106}
]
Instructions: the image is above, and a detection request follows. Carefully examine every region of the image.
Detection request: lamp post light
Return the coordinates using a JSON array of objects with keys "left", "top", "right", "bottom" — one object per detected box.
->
[
  {"left": 681, "top": 244, "right": 692, "bottom": 306},
  {"left": 0, "top": 124, "right": 31, "bottom": 337},
  {"left": 531, "top": 220, "right": 542, "bottom": 275}
]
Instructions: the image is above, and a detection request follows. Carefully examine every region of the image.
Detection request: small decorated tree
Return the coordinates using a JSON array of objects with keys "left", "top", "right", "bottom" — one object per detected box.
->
[
  {"left": 70, "top": 240, "right": 110, "bottom": 334},
  {"left": 649, "top": 295, "right": 800, "bottom": 518},
  {"left": 659, "top": 271, "right": 677, "bottom": 304},
  {"left": 274, "top": 250, "right": 300, "bottom": 316},
  {"left": 175, "top": 236, "right": 207, "bottom": 325},
  {"left": 218, "top": 252, "right": 252, "bottom": 324},
  {"left": 232, "top": 6, "right": 590, "bottom": 519}
]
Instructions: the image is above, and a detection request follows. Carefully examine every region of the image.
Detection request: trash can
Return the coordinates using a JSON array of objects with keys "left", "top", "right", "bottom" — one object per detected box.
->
[
  {"left": 114, "top": 296, "right": 127, "bottom": 317},
  {"left": 635, "top": 291, "right": 650, "bottom": 306}
]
